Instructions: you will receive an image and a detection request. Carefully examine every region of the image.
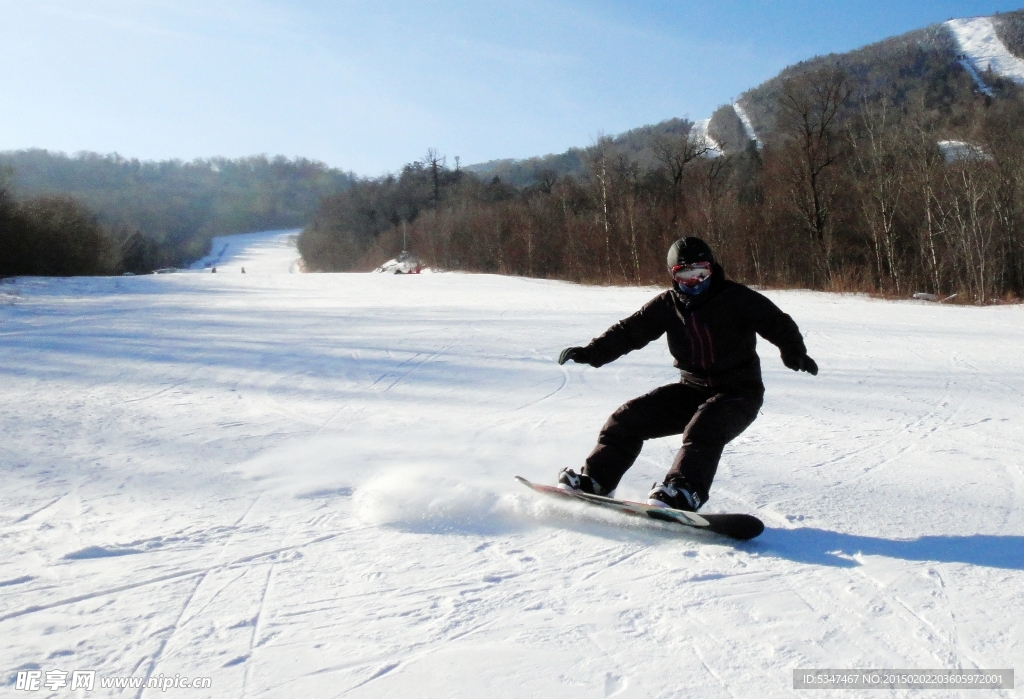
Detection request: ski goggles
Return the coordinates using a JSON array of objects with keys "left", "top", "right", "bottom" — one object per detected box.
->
[{"left": 671, "top": 262, "right": 712, "bottom": 286}]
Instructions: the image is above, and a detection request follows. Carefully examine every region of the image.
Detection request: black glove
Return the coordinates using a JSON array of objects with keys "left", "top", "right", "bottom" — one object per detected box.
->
[
  {"left": 783, "top": 353, "right": 818, "bottom": 376},
  {"left": 558, "top": 346, "right": 592, "bottom": 366}
]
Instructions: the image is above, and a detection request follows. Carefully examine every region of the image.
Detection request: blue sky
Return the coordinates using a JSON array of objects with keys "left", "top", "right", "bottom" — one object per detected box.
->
[{"left": 1, "top": 1, "right": 1021, "bottom": 175}]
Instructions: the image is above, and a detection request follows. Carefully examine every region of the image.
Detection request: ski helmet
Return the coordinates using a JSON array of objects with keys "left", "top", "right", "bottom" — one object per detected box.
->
[{"left": 666, "top": 237, "right": 715, "bottom": 271}]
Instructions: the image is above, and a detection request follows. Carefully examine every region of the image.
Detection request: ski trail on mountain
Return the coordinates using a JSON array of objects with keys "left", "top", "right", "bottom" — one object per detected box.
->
[{"left": 946, "top": 16, "right": 1024, "bottom": 85}]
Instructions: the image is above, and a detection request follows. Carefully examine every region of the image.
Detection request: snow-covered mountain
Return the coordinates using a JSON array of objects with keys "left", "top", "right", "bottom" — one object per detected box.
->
[
  {"left": 2, "top": 231, "right": 1022, "bottom": 696},
  {"left": 718, "top": 12, "right": 1024, "bottom": 150},
  {"left": 471, "top": 10, "right": 1024, "bottom": 184}
]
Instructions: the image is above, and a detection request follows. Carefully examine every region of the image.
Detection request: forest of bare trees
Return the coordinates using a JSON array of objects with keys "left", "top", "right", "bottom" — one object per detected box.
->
[{"left": 301, "top": 67, "right": 1024, "bottom": 303}]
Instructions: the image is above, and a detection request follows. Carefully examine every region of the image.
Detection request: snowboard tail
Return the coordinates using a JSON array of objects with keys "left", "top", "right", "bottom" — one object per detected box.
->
[{"left": 515, "top": 476, "right": 764, "bottom": 540}]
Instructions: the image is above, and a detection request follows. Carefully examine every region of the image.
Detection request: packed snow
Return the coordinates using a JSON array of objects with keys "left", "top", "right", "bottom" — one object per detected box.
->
[
  {"left": 946, "top": 16, "right": 1024, "bottom": 88},
  {"left": 2, "top": 230, "right": 1023, "bottom": 697}
]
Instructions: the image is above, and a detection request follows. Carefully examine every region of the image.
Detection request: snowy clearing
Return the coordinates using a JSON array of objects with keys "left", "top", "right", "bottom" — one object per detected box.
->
[
  {"left": 938, "top": 140, "right": 993, "bottom": 163},
  {"left": 2, "top": 231, "right": 1023, "bottom": 698},
  {"left": 946, "top": 16, "right": 1024, "bottom": 87}
]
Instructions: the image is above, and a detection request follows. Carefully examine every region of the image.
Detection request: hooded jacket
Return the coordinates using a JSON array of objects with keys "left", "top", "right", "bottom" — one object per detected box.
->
[{"left": 583, "top": 264, "right": 807, "bottom": 391}]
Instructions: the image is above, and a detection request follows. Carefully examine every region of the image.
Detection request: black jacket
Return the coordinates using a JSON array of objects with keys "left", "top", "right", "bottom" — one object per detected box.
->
[{"left": 584, "top": 266, "right": 807, "bottom": 391}]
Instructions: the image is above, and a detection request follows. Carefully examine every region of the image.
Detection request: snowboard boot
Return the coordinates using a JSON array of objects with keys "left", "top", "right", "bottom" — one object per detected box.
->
[
  {"left": 557, "top": 467, "right": 608, "bottom": 496},
  {"left": 647, "top": 480, "right": 702, "bottom": 512}
]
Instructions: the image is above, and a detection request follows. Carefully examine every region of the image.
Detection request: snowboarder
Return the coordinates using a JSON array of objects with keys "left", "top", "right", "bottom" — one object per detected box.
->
[{"left": 556, "top": 237, "right": 818, "bottom": 512}]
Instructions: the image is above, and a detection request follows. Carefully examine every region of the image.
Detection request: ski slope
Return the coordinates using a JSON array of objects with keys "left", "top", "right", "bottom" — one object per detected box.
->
[
  {"left": 690, "top": 118, "right": 723, "bottom": 158},
  {"left": 189, "top": 229, "right": 304, "bottom": 275},
  {"left": 732, "top": 102, "right": 760, "bottom": 147},
  {"left": 2, "top": 231, "right": 1022, "bottom": 697},
  {"left": 946, "top": 16, "right": 1024, "bottom": 88}
]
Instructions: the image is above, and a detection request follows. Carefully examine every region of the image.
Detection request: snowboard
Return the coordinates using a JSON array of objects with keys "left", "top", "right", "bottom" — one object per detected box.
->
[{"left": 515, "top": 475, "right": 764, "bottom": 540}]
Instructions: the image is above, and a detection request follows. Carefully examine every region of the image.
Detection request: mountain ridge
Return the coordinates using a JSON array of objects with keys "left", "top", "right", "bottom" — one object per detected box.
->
[{"left": 468, "top": 9, "right": 1024, "bottom": 186}]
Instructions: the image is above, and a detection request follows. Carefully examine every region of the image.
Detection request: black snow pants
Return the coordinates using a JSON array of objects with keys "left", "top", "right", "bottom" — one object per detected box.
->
[{"left": 582, "top": 382, "right": 763, "bottom": 502}]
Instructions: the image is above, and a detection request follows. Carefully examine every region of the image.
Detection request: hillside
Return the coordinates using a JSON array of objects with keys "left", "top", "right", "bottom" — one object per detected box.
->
[
  {"left": 470, "top": 10, "right": 1024, "bottom": 181},
  {"left": 1, "top": 150, "right": 355, "bottom": 272},
  {"left": 722, "top": 13, "right": 1024, "bottom": 151},
  {"left": 466, "top": 118, "right": 695, "bottom": 187},
  {"left": 302, "top": 9, "right": 1024, "bottom": 305}
]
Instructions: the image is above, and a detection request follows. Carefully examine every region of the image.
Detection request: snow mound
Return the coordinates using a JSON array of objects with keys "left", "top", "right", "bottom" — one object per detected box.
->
[{"left": 375, "top": 251, "right": 426, "bottom": 274}]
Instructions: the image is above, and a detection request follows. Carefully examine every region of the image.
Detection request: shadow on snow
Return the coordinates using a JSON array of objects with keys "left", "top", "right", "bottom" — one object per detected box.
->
[{"left": 754, "top": 527, "right": 1024, "bottom": 570}]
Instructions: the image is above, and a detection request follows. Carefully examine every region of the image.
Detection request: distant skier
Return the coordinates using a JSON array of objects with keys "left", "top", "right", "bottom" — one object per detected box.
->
[{"left": 556, "top": 237, "right": 818, "bottom": 511}]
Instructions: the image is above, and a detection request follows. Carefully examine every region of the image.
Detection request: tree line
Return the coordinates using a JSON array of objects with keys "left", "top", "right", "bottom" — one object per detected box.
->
[
  {"left": 1, "top": 185, "right": 118, "bottom": 276},
  {"left": 301, "top": 67, "right": 1024, "bottom": 303},
  {"left": 1, "top": 151, "right": 355, "bottom": 277}
]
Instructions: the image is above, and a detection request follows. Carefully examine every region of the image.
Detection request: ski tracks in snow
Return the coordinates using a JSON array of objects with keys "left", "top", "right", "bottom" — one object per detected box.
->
[
  {"left": 133, "top": 573, "right": 208, "bottom": 699},
  {"left": 837, "top": 343, "right": 973, "bottom": 486}
]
